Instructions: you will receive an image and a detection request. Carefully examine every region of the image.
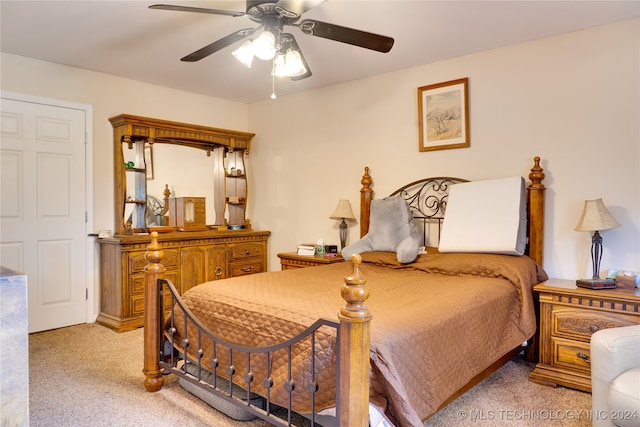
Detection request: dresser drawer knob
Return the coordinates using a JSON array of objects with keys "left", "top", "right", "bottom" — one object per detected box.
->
[
  {"left": 591, "top": 325, "right": 600, "bottom": 333},
  {"left": 245, "top": 250, "right": 251, "bottom": 255},
  {"left": 214, "top": 266, "right": 222, "bottom": 276},
  {"left": 576, "top": 352, "right": 591, "bottom": 364}
]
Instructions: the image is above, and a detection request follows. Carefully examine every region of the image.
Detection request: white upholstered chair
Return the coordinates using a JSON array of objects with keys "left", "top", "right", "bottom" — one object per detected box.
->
[{"left": 590, "top": 324, "right": 640, "bottom": 427}]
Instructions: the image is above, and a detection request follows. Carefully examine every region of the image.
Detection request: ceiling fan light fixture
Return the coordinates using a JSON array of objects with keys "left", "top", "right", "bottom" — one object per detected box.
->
[
  {"left": 232, "top": 40, "right": 254, "bottom": 68},
  {"left": 284, "top": 49, "right": 307, "bottom": 77},
  {"left": 272, "top": 54, "right": 287, "bottom": 77},
  {"left": 252, "top": 30, "right": 276, "bottom": 60}
]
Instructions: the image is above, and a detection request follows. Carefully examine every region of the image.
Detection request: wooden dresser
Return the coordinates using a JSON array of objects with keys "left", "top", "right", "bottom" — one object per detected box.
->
[
  {"left": 100, "top": 114, "right": 269, "bottom": 332},
  {"left": 529, "top": 278, "right": 640, "bottom": 392},
  {"left": 98, "top": 229, "right": 270, "bottom": 332}
]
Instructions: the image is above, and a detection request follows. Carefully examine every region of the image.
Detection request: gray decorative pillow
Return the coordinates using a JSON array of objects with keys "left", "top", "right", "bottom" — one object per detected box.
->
[{"left": 342, "top": 196, "right": 420, "bottom": 264}]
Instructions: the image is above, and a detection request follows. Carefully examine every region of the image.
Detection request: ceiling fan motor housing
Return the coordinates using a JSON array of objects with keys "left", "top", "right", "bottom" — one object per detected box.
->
[{"left": 247, "top": 1, "right": 278, "bottom": 20}]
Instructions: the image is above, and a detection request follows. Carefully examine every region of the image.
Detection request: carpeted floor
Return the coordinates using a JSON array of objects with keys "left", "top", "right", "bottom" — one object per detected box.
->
[{"left": 29, "top": 323, "right": 592, "bottom": 426}]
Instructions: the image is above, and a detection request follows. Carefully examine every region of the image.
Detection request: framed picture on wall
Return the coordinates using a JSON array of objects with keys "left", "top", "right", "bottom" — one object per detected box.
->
[{"left": 418, "top": 78, "right": 469, "bottom": 152}]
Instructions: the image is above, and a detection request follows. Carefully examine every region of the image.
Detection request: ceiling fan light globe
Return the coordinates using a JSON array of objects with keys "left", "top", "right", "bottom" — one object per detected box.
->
[
  {"left": 272, "top": 54, "right": 288, "bottom": 77},
  {"left": 232, "top": 41, "right": 254, "bottom": 68},
  {"left": 252, "top": 31, "right": 276, "bottom": 60},
  {"left": 284, "top": 50, "right": 307, "bottom": 77}
]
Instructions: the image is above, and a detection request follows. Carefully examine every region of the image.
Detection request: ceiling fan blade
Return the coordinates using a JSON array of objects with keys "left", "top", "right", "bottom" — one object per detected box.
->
[
  {"left": 149, "top": 4, "right": 245, "bottom": 18},
  {"left": 298, "top": 19, "right": 394, "bottom": 53},
  {"left": 274, "top": 0, "right": 326, "bottom": 18},
  {"left": 181, "top": 28, "right": 258, "bottom": 62},
  {"left": 283, "top": 34, "right": 312, "bottom": 81}
]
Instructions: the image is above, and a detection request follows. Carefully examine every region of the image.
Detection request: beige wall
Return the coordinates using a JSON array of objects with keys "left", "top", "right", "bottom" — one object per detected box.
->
[
  {"left": 1, "top": 18, "right": 638, "bottom": 310},
  {"left": 249, "top": 18, "right": 640, "bottom": 279}
]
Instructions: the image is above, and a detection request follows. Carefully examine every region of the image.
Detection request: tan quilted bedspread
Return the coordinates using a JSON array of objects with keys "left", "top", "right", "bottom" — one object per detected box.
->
[{"left": 171, "top": 252, "right": 547, "bottom": 427}]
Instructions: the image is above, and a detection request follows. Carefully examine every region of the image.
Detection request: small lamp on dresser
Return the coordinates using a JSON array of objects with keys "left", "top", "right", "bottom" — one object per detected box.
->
[
  {"left": 575, "top": 198, "right": 621, "bottom": 288},
  {"left": 330, "top": 199, "right": 356, "bottom": 251}
]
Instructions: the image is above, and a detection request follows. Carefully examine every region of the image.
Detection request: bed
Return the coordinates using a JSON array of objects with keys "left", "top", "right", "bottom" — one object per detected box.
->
[{"left": 142, "top": 156, "right": 548, "bottom": 427}]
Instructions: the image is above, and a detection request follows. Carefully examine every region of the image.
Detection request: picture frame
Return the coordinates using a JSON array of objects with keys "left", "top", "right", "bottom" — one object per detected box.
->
[
  {"left": 418, "top": 78, "right": 469, "bottom": 152},
  {"left": 144, "top": 145, "right": 154, "bottom": 180}
]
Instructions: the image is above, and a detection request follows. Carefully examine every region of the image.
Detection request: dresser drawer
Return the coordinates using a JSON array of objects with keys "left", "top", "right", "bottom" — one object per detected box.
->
[
  {"left": 229, "top": 260, "right": 263, "bottom": 277},
  {"left": 552, "top": 308, "right": 639, "bottom": 341},
  {"left": 228, "top": 243, "right": 264, "bottom": 261},
  {"left": 552, "top": 337, "right": 591, "bottom": 372},
  {"left": 129, "top": 271, "right": 179, "bottom": 317},
  {"left": 130, "top": 291, "right": 174, "bottom": 317},
  {"left": 129, "top": 249, "right": 179, "bottom": 274}
]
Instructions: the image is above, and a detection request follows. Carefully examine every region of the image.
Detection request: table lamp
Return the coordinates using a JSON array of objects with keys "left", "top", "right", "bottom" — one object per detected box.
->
[
  {"left": 575, "top": 198, "right": 620, "bottom": 288},
  {"left": 330, "top": 199, "right": 356, "bottom": 250}
]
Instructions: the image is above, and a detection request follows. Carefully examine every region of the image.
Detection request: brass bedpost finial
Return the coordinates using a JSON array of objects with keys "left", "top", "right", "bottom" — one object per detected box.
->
[
  {"left": 361, "top": 167, "right": 372, "bottom": 189},
  {"left": 529, "top": 156, "right": 545, "bottom": 190},
  {"left": 340, "top": 254, "right": 371, "bottom": 320}
]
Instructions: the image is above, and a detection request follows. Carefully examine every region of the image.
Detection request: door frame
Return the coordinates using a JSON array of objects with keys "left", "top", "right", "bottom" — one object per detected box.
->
[{"left": 1, "top": 91, "right": 95, "bottom": 324}]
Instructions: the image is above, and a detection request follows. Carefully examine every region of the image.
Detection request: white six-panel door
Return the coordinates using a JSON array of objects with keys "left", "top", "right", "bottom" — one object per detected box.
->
[{"left": 1, "top": 97, "right": 89, "bottom": 332}]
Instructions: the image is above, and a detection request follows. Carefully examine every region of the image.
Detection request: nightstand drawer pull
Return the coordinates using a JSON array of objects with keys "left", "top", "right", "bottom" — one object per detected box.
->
[
  {"left": 591, "top": 325, "right": 600, "bottom": 333},
  {"left": 576, "top": 352, "right": 591, "bottom": 364},
  {"left": 214, "top": 266, "right": 223, "bottom": 276},
  {"left": 241, "top": 266, "right": 255, "bottom": 273}
]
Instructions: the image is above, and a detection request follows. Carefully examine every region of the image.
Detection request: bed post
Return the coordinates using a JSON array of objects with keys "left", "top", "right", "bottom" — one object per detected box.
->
[
  {"left": 143, "top": 231, "right": 165, "bottom": 392},
  {"left": 338, "top": 254, "right": 371, "bottom": 427},
  {"left": 527, "top": 156, "right": 546, "bottom": 267},
  {"left": 359, "top": 167, "right": 373, "bottom": 238}
]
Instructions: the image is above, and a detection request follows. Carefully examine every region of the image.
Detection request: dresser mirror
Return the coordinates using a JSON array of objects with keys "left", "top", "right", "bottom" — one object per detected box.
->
[
  {"left": 144, "top": 143, "right": 219, "bottom": 225},
  {"left": 110, "top": 114, "right": 253, "bottom": 235}
]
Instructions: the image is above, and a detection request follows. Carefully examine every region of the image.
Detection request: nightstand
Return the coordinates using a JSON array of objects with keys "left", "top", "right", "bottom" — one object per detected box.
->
[
  {"left": 529, "top": 278, "right": 640, "bottom": 392},
  {"left": 277, "top": 252, "right": 344, "bottom": 270}
]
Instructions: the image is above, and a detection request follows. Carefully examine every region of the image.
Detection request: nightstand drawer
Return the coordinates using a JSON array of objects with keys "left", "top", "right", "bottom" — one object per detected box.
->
[
  {"left": 553, "top": 337, "right": 591, "bottom": 372},
  {"left": 552, "top": 309, "right": 639, "bottom": 341}
]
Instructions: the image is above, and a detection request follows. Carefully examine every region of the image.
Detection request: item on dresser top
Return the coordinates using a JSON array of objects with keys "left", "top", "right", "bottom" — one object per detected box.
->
[
  {"left": 168, "top": 197, "right": 207, "bottom": 231},
  {"left": 297, "top": 244, "right": 316, "bottom": 256},
  {"left": 325, "top": 245, "right": 338, "bottom": 254},
  {"left": 576, "top": 278, "right": 616, "bottom": 289}
]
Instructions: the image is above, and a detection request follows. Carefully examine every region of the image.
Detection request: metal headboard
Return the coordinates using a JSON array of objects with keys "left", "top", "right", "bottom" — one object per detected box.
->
[{"left": 388, "top": 177, "right": 469, "bottom": 247}]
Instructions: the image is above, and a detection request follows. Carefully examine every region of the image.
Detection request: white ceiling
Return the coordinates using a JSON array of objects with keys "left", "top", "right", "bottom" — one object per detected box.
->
[{"left": 1, "top": 1, "right": 638, "bottom": 104}]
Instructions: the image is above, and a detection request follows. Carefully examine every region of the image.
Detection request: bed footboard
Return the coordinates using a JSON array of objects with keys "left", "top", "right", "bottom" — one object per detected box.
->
[{"left": 143, "top": 232, "right": 371, "bottom": 427}]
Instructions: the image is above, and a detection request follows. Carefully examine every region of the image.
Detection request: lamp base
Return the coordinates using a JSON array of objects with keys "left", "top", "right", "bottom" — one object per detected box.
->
[{"left": 576, "top": 278, "right": 616, "bottom": 289}]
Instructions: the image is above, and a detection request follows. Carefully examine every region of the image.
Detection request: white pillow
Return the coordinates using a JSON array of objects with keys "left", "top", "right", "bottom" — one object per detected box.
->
[{"left": 438, "top": 176, "right": 527, "bottom": 255}]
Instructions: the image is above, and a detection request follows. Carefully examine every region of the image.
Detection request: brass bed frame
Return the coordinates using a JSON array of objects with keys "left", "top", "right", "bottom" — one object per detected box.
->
[{"left": 142, "top": 156, "right": 546, "bottom": 426}]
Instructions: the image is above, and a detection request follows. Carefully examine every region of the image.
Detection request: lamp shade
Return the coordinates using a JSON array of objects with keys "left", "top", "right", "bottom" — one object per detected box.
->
[
  {"left": 330, "top": 199, "right": 356, "bottom": 221},
  {"left": 575, "top": 199, "right": 620, "bottom": 232}
]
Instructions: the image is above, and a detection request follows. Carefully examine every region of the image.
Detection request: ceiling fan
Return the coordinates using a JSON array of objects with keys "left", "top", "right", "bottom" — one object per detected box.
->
[{"left": 149, "top": 0, "right": 395, "bottom": 81}]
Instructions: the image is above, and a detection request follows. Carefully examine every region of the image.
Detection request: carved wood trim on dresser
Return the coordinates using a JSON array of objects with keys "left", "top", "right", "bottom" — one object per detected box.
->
[{"left": 529, "top": 278, "right": 640, "bottom": 392}]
